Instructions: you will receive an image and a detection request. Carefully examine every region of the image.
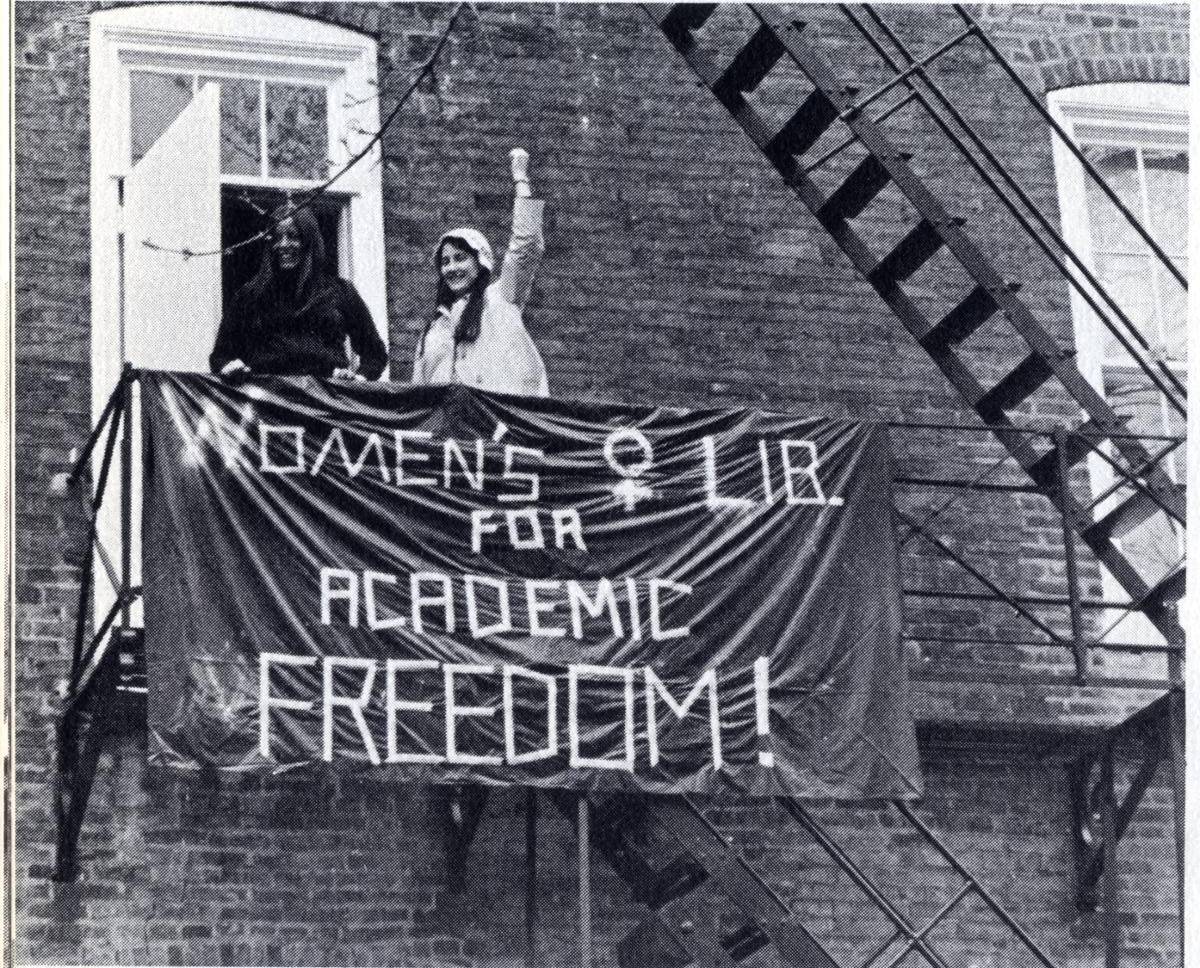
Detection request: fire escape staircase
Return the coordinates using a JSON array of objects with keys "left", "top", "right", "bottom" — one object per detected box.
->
[
  {"left": 547, "top": 786, "right": 1067, "bottom": 968},
  {"left": 647, "top": 2, "right": 1185, "bottom": 643}
]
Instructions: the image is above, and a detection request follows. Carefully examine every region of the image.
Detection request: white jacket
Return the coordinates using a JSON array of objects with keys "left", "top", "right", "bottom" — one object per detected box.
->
[{"left": 412, "top": 197, "right": 549, "bottom": 397}]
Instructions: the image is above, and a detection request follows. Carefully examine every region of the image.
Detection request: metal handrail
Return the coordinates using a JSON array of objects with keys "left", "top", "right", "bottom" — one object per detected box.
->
[{"left": 951, "top": 3, "right": 1188, "bottom": 293}]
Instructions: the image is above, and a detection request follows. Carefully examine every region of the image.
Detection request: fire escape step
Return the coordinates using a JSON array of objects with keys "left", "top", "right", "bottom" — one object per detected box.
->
[
  {"left": 974, "top": 353, "right": 1054, "bottom": 423},
  {"left": 659, "top": 3, "right": 718, "bottom": 45},
  {"left": 722, "top": 921, "right": 772, "bottom": 962},
  {"left": 640, "top": 853, "right": 711, "bottom": 909},
  {"left": 869, "top": 218, "right": 946, "bottom": 288},
  {"left": 1026, "top": 419, "right": 1107, "bottom": 491},
  {"left": 920, "top": 285, "right": 998, "bottom": 355},
  {"left": 647, "top": 878, "right": 738, "bottom": 964},
  {"left": 764, "top": 92, "right": 840, "bottom": 177},
  {"left": 818, "top": 153, "right": 892, "bottom": 223},
  {"left": 713, "top": 24, "right": 786, "bottom": 105},
  {"left": 1142, "top": 567, "right": 1186, "bottom": 617},
  {"left": 1082, "top": 488, "right": 1169, "bottom": 547}
]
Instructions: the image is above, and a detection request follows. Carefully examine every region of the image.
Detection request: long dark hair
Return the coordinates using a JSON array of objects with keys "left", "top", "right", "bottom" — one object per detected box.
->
[
  {"left": 433, "top": 238, "right": 492, "bottom": 348},
  {"left": 242, "top": 204, "right": 328, "bottom": 317}
]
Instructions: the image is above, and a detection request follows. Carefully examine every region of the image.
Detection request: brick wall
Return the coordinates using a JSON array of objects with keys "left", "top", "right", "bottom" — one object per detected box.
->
[{"left": 12, "top": 3, "right": 1186, "bottom": 965}]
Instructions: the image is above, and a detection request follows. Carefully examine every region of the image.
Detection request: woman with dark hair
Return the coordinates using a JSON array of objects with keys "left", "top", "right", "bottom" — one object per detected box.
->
[
  {"left": 210, "top": 203, "right": 387, "bottom": 380},
  {"left": 412, "top": 149, "right": 549, "bottom": 396}
]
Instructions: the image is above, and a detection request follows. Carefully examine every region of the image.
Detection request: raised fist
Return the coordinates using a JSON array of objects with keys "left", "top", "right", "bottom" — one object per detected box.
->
[{"left": 510, "top": 148, "right": 530, "bottom": 184}]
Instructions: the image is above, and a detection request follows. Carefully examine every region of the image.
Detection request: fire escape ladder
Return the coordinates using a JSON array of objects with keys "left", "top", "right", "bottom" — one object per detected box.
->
[
  {"left": 552, "top": 790, "right": 1067, "bottom": 968},
  {"left": 646, "top": 2, "right": 1186, "bottom": 641},
  {"left": 549, "top": 791, "right": 843, "bottom": 968}
]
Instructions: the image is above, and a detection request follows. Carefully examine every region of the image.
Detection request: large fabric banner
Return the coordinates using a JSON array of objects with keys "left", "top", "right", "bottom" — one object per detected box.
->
[{"left": 142, "top": 372, "right": 921, "bottom": 799}]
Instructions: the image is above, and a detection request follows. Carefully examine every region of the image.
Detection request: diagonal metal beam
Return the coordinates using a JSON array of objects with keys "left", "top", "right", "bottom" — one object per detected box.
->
[
  {"left": 897, "top": 510, "right": 1066, "bottom": 643},
  {"left": 894, "top": 800, "right": 1063, "bottom": 968},
  {"left": 778, "top": 797, "right": 957, "bottom": 968}
]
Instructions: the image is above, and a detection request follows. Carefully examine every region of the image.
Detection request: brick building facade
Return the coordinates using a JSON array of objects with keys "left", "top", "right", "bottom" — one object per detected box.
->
[{"left": 12, "top": 3, "right": 1188, "bottom": 966}]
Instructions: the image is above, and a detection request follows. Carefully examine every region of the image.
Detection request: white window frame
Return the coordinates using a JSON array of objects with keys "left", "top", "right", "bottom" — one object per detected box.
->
[
  {"left": 1047, "top": 82, "right": 1188, "bottom": 647},
  {"left": 89, "top": 3, "right": 389, "bottom": 421},
  {"left": 1048, "top": 82, "right": 1187, "bottom": 389},
  {"left": 89, "top": 5, "right": 389, "bottom": 627}
]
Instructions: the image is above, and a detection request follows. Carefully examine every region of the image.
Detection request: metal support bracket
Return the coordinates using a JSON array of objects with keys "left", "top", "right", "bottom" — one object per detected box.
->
[
  {"left": 53, "top": 369, "right": 135, "bottom": 882},
  {"left": 1069, "top": 693, "right": 1174, "bottom": 911},
  {"left": 53, "top": 648, "right": 122, "bottom": 882},
  {"left": 443, "top": 784, "right": 490, "bottom": 894}
]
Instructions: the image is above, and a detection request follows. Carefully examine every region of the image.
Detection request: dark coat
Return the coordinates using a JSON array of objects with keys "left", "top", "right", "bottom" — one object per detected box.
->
[{"left": 210, "top": 274, "right": 387, "bottom": 379}]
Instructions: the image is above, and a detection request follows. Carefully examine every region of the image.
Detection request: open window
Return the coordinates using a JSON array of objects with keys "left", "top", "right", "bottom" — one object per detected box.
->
[
  {"left": 1048, "top": 83, "right": 1188, "bottom": 650},
  {"left": 90, "top": 5, "right": 388, "bottom": 624}
]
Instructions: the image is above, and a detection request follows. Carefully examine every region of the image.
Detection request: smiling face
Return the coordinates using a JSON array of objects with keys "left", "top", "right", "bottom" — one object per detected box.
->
[
  {"left": 272, "top": 217, "right": 305, "bottom": 272},
  {"left": 439, "top": 240, "right": 481, "bottom": 297}
]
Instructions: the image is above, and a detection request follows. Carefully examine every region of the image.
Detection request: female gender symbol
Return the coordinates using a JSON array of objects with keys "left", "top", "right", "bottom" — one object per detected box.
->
[{"left": 603, "top": 427, "right": 654, "bottom": 511}]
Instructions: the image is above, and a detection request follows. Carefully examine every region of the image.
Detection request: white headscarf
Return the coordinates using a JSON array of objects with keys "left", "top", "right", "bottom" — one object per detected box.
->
[{"left": 435, "top": 228, "right": 495, "bottom": 274}]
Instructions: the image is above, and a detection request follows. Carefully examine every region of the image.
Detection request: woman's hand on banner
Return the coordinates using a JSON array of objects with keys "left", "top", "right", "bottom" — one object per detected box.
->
[
  {"left": 333, "top": 347, "right": 364, "bottom": 381},
  {"left": 219, "top": 359, "right": 252, "bottom": 383}
]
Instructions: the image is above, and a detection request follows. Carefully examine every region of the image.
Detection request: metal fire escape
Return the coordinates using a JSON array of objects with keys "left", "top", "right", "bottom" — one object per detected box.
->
[
  {"left": 51, "top": 5, "right": 1184, "bottom": 968},
  {"left": 649, "top": 3, "right": 1184, "bottom": 642},
  {"left": 538, "top": 5, "right": 1187, "bottom": 967}
]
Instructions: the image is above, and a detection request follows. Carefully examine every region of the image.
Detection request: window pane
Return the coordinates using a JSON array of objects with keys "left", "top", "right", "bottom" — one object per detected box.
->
[
  {"left": 1143, "top": 149, "right": 1188, "bottom": 255},
  {"left": 1158, "top": 257, "right": 1187, "bottom": 363},
  {"left": 199, "top": 76, "right": 260, "bottom": 177},
  {"left": 1104, "top": 369, "right": 1175, "bottom": 433},
  {"left": 1083, "top": 145, "right": 1143, "bottom": 253},
  {"left": 130, "top": 70, "right": 193, "bottom": 164},
  {"left": 1094, "top": 252, "right": 1155, "bottom": 364},
  {"left": 266, "top": 82, "right": 328, "bottom": 180}
]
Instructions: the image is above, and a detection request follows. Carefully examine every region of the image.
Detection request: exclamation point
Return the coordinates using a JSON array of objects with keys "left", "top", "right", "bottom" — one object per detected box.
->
[{"left": 754, "top": 656, "right": 774, "bottom": 767}]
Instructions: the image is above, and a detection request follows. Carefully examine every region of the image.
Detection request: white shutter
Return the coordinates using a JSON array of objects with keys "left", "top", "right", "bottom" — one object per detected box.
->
[
  {"left": 95, "top": 83, "right": 221, "bottom": 627},
  {"left": 122, "top": 82, "right": 222, "bottom": 370}
]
